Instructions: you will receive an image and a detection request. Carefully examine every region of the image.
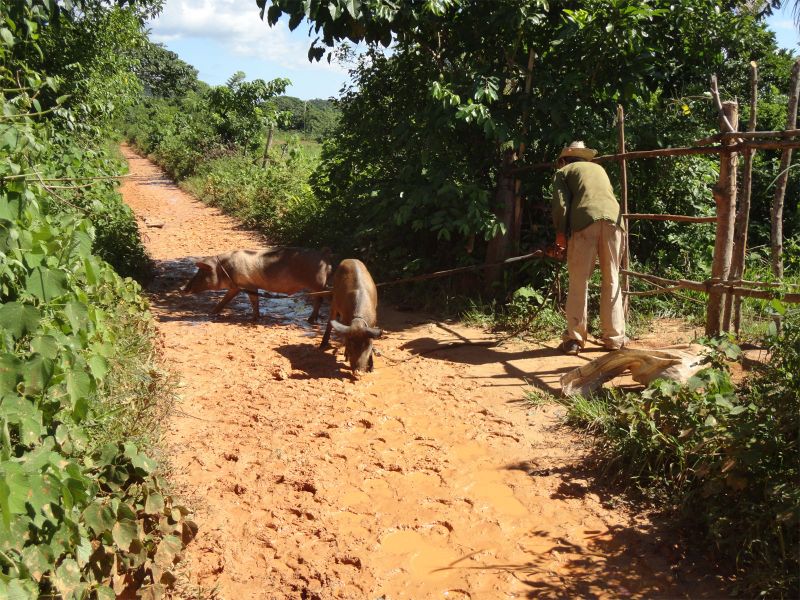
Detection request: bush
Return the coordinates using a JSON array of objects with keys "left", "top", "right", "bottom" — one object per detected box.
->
[
  {"left": 0, "top": 168, "right": 192, "bottom": 598},
  {"left": 1, "top": 2, "right": 192, "bottom": 595},
  {"left": 552, "top": 326, "right": 799, "bottom": 597},
  {"left": 179, "top": 148, "right": 319, "bottom": 243}
]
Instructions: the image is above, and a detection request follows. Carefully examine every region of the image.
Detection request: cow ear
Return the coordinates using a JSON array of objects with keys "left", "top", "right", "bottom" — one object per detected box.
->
[
  {"left": 196, "top": 261, "right": 213, "bottom": 272},
  {"left": 330, "top": 320, "right": 351, "bottom": 334},
  {"left": 365, "top": 327, "right": 382, "bottom": 339}
]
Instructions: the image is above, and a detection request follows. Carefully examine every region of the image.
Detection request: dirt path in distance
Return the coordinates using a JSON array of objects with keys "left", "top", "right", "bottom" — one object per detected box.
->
[{"left": 119, "top": 145, "right": 725, "bottom": 599}]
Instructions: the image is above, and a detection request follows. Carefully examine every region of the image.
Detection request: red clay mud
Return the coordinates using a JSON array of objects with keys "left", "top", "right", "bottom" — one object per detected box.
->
[{"left": 120, "top": 145, "right": 725, "bottom": 599}]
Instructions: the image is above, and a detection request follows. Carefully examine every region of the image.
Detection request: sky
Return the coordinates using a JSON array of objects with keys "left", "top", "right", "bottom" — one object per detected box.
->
[{"left": 148, "top": 1, "right": 800, "bottom": 101}]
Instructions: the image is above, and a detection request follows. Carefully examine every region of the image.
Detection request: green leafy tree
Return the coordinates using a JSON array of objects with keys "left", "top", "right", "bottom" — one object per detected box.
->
[
  {"left": 273, "top": 96, "right": 341, "bottom": 138},
  {"left": 267, "top": 0, "right": 797, "bottom": 276},
  {"left": 7, "top": 1, "right": 163, "bottom": 130},
  {"left": 207, "top": 71, "right": 291, "bottom": 149},
  {"left": 133, "top": 39, "right": 200, "bottom": 98}
]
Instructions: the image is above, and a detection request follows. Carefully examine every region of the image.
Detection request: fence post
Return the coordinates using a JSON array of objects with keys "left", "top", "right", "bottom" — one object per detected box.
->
[
  {"left": 726, "top": 62, "right": 757, "bottom": 334},
  {"left": 706, "top": 100, "right": 739, "bottom": 336},
  {"left": 617, "top": 105, "right": 630, "bottom": 316},
  {"left": 261, "top": 125, "right": 275, "bottom": 168}
]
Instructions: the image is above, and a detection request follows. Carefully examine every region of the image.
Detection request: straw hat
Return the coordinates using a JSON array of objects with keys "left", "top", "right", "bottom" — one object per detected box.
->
[{"left": 557, "top": 141, "right": 597, "bottom": 161}]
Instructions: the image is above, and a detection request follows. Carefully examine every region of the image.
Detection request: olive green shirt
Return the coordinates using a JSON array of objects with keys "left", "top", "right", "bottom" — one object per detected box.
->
[{"left": 552, "top": 161, "right": 621, "bottom": 235}]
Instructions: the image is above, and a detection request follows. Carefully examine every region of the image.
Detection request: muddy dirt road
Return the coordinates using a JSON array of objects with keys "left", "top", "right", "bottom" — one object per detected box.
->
[{"left": 120, "top": 146, "right": 723, "bottom": 599}]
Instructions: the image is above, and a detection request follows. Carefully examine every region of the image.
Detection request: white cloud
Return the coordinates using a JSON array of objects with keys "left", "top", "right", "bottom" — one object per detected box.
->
[
  {"left": 771, "top": 18, "right": 796, "bottom": 31},
  {"left": 148, "top": 0, "right": 344, "bottom": 73}
]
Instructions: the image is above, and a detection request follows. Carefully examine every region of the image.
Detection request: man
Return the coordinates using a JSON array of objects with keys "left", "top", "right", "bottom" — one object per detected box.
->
[{"left": 551, "top": 141, "right": 626, "bottom": 355}]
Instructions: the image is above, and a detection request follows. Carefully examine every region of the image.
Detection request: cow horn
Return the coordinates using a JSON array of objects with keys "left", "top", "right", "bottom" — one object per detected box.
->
[{"left": 330, "top": 320, "right": 352, "bottom": 334}]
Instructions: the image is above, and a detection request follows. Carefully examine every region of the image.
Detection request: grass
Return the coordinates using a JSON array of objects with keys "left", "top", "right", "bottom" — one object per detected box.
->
[
  {"left": 89, "top": 309, "right": 176, "bottom": 453},
  {"left": 268, "top": 130, "right": 323, "bottom": 160}
]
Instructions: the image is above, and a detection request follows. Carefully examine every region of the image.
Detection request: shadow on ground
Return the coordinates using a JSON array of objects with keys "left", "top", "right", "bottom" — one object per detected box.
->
[
  {"left": 482, "top": 459, "right": 732, "bottom": 598},
  {"left": 273, "top": 343, "right": 356, "bottom": 381},
  {"left": 397, "top": 321, "right": 608, "bottom": 395}
]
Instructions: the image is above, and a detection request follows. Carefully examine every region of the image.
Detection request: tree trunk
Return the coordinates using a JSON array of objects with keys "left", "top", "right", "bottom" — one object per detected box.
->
[
  {"left": 511, "top": 48, "right": 536, "bottom": 253},
  {"left": 770, "top": 58, "right": 800, "bottom": 322},
  {"left": 726, "top": 62, "right": 757, "bottom": 334},
  {"left": 484, "top": 151, "right": 517, "bottom": 291},
  {"left": 706, "top": 101, "right": 739, "bottom": 336}
]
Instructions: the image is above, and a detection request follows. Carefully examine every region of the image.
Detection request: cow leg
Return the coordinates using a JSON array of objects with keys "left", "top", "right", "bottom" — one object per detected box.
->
[
  {"left": 308, "top": 295, "right": 322, "bottom": 323},
  {"left": 320, "top": 320, "right": 333, "bottom": 349},
  {"left": 211, "top": 288, "right": 240, "bottom": 314},
  {"left": 247, "top": 291, "right": 260, "bottom": 320}
]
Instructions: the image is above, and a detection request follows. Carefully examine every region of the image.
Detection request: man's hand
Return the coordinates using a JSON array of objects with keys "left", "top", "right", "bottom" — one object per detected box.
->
[
  {"left": 544, "top": 232, "right": 567, "bottom": 260},
  {"left": 545, "top": 237, "right": 566, "bottom": 260}
]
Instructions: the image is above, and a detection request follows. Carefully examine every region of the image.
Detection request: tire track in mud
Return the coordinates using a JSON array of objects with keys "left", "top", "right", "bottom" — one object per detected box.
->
[{"left": 119, "top": 145, "right": 725, "bottom": 599}]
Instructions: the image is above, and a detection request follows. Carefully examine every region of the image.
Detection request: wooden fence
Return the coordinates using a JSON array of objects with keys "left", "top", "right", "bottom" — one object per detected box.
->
[{"left": 489, "top": 60, "right": 800, "bottom": 336}]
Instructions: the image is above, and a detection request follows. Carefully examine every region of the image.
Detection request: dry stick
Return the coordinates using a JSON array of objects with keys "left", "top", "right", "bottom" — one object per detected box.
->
[
  {"left": 771, "top": 57, "right": 800, "bottom": 333},
  {"left": 32, "top": 171, "right": 86, "bottom": 213},
  {"left": 624, "top": 286, "right": 683, "bottom": 297},
  {"left": 719, "top": 129, "right": 800, "bottom": 140},
  {"left": 44, "top": 182, "right": 96, "bottom": 190},
  {"left": 710, "top": 74, "right": 737, "bottom": 134},
  {"left": 617, "top": 104, "right": 630, "bottom": 316},
  {"left": 624, "top": 282, "right": 705, "bottom": 305},
  {"left": 695, "top": 129, "right": 800, "bottom": 146},
  {"left": 726, "top": 61, "right": 758, "bottom": 334},
  {"left": 726, "top": 278, "right": 800, "bottom": 289},
  {"left": 706, "top": 100, "right": 739, "bottom": 336},
  {"left": 595, "top": 140, "right": 800, "bottom": 160},
  {"left": 737, "top": 139, "right": 800, "bottom": 150}
]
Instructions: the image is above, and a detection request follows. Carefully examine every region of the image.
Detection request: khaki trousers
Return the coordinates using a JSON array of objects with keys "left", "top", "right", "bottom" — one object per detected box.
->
[{"left": 563, "top": 220, "right": 626, "bottom": 349}]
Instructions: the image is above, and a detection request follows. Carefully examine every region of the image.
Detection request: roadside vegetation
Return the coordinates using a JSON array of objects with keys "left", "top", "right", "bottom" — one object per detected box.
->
[
  {"left": 1, "top": 2, "right": 194, "bottom": 597},
  {"left": 538, "top": 319, "right": 799, "bottom": 597},
  {"left": 118, "top": 1, "right": 800, "bottom": 596}
]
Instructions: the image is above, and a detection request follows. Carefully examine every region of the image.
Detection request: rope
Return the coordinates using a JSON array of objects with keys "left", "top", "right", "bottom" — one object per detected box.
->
[
  {"left": 378, "top": 259, "right": 566, "bottom": 366},
  {"left": 242, "top": 249, "right": 556, "bottom": 301}
]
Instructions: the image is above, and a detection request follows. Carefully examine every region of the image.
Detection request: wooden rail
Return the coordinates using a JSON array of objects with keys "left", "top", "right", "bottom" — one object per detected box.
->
[
  {"left": 624, "top": 213, "right": 716, "bottom": 223},
  {"left": 507, "top": 138, "right": 800, "bottom": 175},
  {"left": 622, "top": 269, "right": 800, "bottom": 303}
]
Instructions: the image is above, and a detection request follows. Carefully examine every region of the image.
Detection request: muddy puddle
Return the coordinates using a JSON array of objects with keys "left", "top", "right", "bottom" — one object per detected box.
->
[
  {"left": 119, "top": 145, "right": 727, "bottom": 599},
  {"left": 150, "top": 256, "right": 321, "bottom": 328}
]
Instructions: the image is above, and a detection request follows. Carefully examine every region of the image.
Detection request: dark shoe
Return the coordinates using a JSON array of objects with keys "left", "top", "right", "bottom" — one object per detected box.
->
[{"left": 559, "top": 340, "right": 580, "bottom": 355}]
